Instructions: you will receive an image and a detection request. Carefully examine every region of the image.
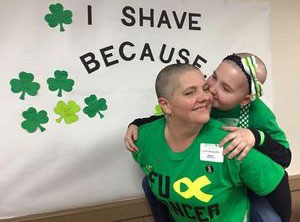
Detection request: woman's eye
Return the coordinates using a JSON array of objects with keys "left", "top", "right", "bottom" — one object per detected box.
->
[{"left": 185, "top": 91, "right": 194, "bottom": 95}]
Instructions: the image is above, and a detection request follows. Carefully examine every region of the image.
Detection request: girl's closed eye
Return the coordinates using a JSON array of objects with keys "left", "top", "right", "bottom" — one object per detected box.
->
[{"left": 223, "top": 85, "right": 231, "bottom": 92}]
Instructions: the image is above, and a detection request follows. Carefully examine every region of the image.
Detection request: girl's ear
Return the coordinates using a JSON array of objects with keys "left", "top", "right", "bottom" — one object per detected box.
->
[
  {"left": 240, "top": 95, "right": 252, "bottom": 106},
  {"left": 158, "top": 97, "right": 171, "bottom": 115}
]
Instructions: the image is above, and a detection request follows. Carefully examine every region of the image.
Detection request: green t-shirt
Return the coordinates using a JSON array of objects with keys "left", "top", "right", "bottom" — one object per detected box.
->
[
  {"left": 211, "top": 99, "right": 289, "bottom": 148},
  {"left": 133, "top": 117, "right": 284, "bottom": 222}
]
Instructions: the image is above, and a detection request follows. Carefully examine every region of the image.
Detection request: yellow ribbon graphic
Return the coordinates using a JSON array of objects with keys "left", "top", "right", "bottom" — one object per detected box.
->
[{"left": 173, "top": 176, "right": 213, "bottom": 202}]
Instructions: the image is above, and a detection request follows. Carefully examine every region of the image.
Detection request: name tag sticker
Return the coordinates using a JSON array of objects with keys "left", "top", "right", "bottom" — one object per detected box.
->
[{"left": 200, "top": 143, "right": 224, "bottom": 163}]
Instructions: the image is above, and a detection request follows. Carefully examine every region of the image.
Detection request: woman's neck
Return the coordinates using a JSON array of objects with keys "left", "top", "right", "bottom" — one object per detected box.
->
[{"left": 165, "top": 120, "right": 203, "bottom": 152}]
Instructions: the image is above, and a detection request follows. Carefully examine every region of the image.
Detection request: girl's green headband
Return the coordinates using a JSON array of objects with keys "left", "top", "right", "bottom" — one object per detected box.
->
[{"left": 241, "top": 56, "right": 263, "bottom": 101}]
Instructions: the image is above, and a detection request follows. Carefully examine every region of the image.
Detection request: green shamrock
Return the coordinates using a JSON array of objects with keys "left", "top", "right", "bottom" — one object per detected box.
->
[
  {"left": 21, "top": 107, "right": 49, "bottom": 133},
  {"left": 45, "top": 3, "right": 72, "bottom": 32},
  {"left": 54, "top": 100, "right": 80, "bottom": 124},
  {"left": 154, "top": 104, "right": 163, "bottom": 116},
  {"left": 83, "top": 94, "right": 107, "bottom": 118},
  {"left": 10, "top": 72, "right": 40, "bottom": 100},
  {"left": 47, "top": 70, "right": 74, "bottom": 97}
]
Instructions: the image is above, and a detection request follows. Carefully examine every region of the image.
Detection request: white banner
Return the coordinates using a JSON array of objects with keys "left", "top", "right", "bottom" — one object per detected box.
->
[{"left": 0, "top": 0, "right": 271, "bottom": 218}]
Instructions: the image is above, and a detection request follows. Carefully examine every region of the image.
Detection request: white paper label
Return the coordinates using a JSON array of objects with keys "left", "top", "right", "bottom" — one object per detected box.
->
[{"left": 200, "top": 143, "right": 224, "bottom": 163}]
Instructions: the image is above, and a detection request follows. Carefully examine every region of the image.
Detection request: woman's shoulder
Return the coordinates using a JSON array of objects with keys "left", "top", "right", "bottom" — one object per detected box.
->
[
  {"left": 138, "top": 116, "right": 165, "bottom": 135},
  {"left": 205, "top": 118, "right": 227, "bottom": 132},
  {"left": 134, "top": 117, "right": 165, "bottom": 150},
  {"left": 201, "top": 118, "right": 229, "bottom": 140}
]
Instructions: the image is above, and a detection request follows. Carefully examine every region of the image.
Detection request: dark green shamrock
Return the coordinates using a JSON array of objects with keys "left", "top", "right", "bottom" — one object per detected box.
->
[
  {"left": 21, "top": 107, "right": 49, "bottom": 133},
  {"left": 10, "top": 72, "right": 40, "bottom": 100},
  {"left": 83, "top": 94, "right": 107, "bottom": 118},
  {"left": 47, "top": 70, "right": 74, "bottom": 97},
  {"left": 45, "top": 3, "right": 72, "bottom": 32}
]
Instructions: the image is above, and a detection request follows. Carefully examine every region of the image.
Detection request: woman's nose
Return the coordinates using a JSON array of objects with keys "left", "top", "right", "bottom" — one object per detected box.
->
[
  {"left": 204, "top": 91, "right": 213, "bottom": 101},
  {"left": 197, "top": 90, "right": 212, "bottom": 103}
]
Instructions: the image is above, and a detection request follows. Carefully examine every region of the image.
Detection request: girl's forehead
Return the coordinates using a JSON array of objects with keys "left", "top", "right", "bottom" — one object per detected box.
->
[
  {"left": 214, "top": 64, "right": 248, "bottom": 91},
  {"left": 217, "top": 62, "right": 245, "bottom": 81}
]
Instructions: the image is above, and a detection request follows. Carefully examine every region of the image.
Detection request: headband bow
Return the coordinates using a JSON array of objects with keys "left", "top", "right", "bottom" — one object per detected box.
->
[{"left": 223, "top": 54, "right": 263, "bottom": 101}]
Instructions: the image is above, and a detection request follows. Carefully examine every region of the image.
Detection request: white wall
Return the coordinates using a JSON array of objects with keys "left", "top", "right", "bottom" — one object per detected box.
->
[{"left": 266, "top": 0, "right": 300, "bottom": 175}]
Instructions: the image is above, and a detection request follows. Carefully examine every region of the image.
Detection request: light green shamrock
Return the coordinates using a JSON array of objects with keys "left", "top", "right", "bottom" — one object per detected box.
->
[
  {"left": 154, "top": 104, "right": 163, "bottom": 116},
  {"left": 54, "top": 100, "right": 80, "bottom": 124}
]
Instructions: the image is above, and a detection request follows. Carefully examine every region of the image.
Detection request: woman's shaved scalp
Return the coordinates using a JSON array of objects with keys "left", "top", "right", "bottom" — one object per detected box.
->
[{"left": 155, "top": 64, "right": 200, "bottom": 99}]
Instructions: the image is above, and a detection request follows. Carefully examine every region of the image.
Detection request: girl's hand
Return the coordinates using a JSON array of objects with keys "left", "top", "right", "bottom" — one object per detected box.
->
[
  {"left": 220, "top": 126, "right": 255, "bottom": 161},
  {"left": 124, "top": 124, "right": 139, "bottom": 152}
]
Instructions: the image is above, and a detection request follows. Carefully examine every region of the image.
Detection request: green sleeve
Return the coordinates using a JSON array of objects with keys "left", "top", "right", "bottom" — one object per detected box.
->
[
  {"left": 239, "top": 149, "right": 284, "bottom": 195},
  {"left": 131, "top": 119, "right": 159, "bottom": 166},
  {"left": 251, "top": 100, "right": 289, "bottom": 148},
  {"left": 131, "top": 122, "right": 160, "bottom": 176},
  {"left": 131, "top": 150, "right": 140, "bottom": 164},
  {"left": 131, "top": 126, "right": 146, "bottom": 165}
]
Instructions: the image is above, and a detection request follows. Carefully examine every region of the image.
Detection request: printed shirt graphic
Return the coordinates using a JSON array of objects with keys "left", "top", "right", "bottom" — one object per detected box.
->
[
  {"left": 132, "top": 118, "right": 284, "bottom": 222},
  {"left": 210, "top": 98, "right": 290, "bottom": 148}
]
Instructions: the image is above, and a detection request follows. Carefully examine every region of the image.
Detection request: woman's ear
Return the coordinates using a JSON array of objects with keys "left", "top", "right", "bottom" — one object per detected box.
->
[
  {"left": 240, "top": 95, "right": 252, "bottom": 106},
  {"left": 158, "top": 97, "right": 171, "bottom": 115}
]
